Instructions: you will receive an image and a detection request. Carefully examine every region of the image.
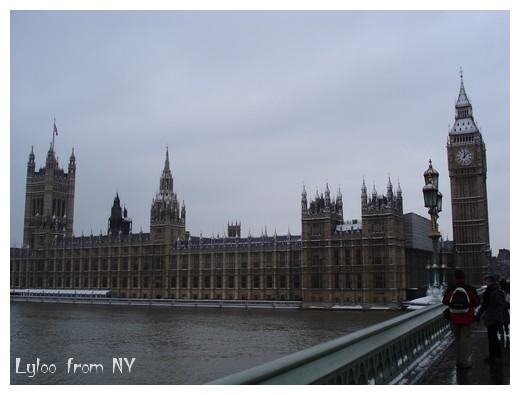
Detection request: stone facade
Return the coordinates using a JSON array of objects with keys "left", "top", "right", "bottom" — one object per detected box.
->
[{"left": 11, "top": 146, "right": 418, "bottom": 308}]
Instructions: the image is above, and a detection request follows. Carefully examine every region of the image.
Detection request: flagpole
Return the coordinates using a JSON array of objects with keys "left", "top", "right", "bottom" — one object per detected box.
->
[
  {"left": 52, "top": 118, "right": 55, "bottom": 150},
  {"left": 52, "top": 118, "right": 57, "bottom": 151}
]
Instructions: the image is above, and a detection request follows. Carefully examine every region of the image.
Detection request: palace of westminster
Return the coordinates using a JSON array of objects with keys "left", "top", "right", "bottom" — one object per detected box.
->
[{"left": 10, "top": 75, "right": 493, "bottom": 308}]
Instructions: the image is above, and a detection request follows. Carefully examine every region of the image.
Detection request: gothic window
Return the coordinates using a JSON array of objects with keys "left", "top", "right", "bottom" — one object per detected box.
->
[
  {"left": 267, "top": 253, "right": 273, "bottom": 268},
  {"left": 311, "top": 273, "right": 322, "bottom": 288},
  {"left": 373, "top": 272, "right": 386, "bottom": 289},
  {"left": 227, "top": 253, "right": 235, "bottom": 270},
  {"left": 279, "top": 252, "right": 286, "bottom": 268},
  {"left": 266, "top": 275, "right": 273, "bottom": 288},
  {"left": 312, "top": 250, "right": 322, "bottom": 266},
  {"left": 345, "top": 249, "right": 351, "bottom": 265},
  {"left": 345, "top": 273, "right": 351, "bottom": 288},
  {"left": 372, "top": 221, "right": 383, "bottom": 234},
  {"left": 155, "top": 257, "right": 162, "bottom": 270},
  {"left": 292, "top": 252, "right": 300, "bottom": 267},
  {"left": 228, "top": 275, "right": 234, "bottom": 289},
  {"left": 312, "top": 224, "right": 321, "bottom": 237},
  {"left": 373, "top": 247, "right": 384, "bottom": 265},
  {"left": 280, "top": 275, "right": 287, "bottom": 288}
]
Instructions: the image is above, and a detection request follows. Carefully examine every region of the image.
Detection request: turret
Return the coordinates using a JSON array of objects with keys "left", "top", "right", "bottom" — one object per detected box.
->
[
  {"left": 396, "top": 181, "right": 403, "bottom": 211},
  {"left": 301, "top": 184, "right": 308, "bottom": 214},
  {"left": 336, "top": 187, "right": 343, "bottom": 217},
  {"left": 45, "top": 144, "right": 58, "bottom": 170},
  {"left": 387, "top": 177, "right": 394, "bottom": 204},
  {"left": 27, "top": 146, "right": 35, "bottom": 175},
  {"left": 324, "top": 182, "right": 331, "bottom": 212},
  {"left": 361, "top": 179, "right": 368, "bottom": 210},
  {"left": 68, "top": 148, "right": 76, "bottom": 175}
]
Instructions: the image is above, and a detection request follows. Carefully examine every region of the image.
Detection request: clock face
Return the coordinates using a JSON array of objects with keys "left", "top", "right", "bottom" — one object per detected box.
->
[{"left": 455, "top": 147, "right": 474, "bottom": 166}]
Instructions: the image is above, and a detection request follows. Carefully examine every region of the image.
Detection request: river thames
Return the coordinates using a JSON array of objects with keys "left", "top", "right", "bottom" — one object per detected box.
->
[{"left": 11, "top": 302, "right": 405, "bottom": 384}]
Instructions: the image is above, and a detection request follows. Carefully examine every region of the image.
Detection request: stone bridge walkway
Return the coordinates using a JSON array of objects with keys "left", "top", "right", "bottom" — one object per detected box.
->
[{"left": 419, "top": 325, "right": 510, "bottom": 385}]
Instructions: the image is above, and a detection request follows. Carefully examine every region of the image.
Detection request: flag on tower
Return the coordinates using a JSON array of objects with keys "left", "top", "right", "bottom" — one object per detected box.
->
[{"left": 54, "top": 121, "right": 58, "bottom": 136}]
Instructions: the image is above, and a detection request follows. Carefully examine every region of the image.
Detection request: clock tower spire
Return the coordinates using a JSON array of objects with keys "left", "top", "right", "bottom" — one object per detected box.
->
[{"left": 446, "top": 69, "right": 491, "bottom": 284}]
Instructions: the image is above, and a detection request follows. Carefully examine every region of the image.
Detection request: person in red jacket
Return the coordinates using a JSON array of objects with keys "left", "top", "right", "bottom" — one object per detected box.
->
[{"left": 442, "top": 269, "right": 481, "bottom": 369}]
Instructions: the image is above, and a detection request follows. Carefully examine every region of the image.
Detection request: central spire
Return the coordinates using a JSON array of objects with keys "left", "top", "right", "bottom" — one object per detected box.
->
[
  {"left": 164, "top": 146, "right": 170, "bottom": 172},
  {"left": 456, "top": 67, "right": 470, "bottom": 108},
  {"left": 451, "top": 68, "right": 478, "bottom": 134},
  {"left": 159, "top": 147, "right": 173, "bottom": 195}
]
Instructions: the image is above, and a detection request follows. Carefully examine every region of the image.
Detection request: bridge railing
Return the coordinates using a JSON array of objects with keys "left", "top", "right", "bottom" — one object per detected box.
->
[{"left": 207, "top": 302, "right": 451, "bottom": 384}]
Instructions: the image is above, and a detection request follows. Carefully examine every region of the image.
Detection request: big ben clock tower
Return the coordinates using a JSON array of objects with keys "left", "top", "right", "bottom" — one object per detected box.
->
[{"left": 447, "top": 70, "right": 491, "bottom": 285}]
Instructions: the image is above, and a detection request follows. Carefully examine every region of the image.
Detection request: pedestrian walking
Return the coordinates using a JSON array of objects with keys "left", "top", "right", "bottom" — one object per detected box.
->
[
  {"left": 498, "top": 278, "right": 510, "bottom": 347},
  {"left": 476, "top": 275, "right": 507, "bottom": 363},
  {"left": 442, "top": 269, "right": 481, "bottom": 369}
]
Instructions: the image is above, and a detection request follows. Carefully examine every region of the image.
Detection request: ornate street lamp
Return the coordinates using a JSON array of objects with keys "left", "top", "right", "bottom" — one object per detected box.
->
[{"left": 422, "top": 160, "right": 444, "bottom": 298}]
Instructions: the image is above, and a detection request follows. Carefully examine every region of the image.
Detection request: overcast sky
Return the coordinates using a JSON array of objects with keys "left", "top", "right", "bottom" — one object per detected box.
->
[{"left": 8, "top": 6, "right": 511, "bottom": 254}]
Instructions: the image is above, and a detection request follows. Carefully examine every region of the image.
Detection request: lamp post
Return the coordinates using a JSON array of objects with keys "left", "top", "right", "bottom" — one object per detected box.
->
[{"left": 422, "top": 160, "right": 444, "bottom": 299}]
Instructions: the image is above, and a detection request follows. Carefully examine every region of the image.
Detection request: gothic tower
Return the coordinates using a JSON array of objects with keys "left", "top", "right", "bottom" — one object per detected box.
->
[
  {"left": 301, "top": 183, "right": 344, "bottom": 299},
  {"left": 23, "top": 145, "right": 76, "bottom": 248},
  {"left": 150, "top": 148, "right": 186, "bottom": 243},
  {"left": 446, "top": 71, "right": 491, "bottom": 284},
  {"left": 108, "top": 192, "right": 132, "bottom": 236},
  {"left": 361, "top": 178, "right": 405, "bottom": 296}
]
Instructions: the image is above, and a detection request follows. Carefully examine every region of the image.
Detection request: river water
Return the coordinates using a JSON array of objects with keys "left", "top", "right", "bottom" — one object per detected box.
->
[{"left": 11, "top": 301, "right": 404, "bottom": 385}]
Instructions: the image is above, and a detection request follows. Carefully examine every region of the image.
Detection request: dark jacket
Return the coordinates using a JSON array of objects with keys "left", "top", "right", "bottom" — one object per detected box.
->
[
  {"left": 476, "top": 283, "right": 506, "bottom": 326},
  {"left": 443, "top": 279, "right": 481, "bottom": 325}
]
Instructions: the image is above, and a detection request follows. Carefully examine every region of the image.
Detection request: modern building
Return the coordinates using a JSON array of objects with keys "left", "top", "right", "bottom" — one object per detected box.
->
[{"left": 403, "top": 213, "right": 433, "bottom": 297}]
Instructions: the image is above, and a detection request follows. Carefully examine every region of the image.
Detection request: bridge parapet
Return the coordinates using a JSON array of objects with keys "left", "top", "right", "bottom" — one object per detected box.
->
[{"left": 207, "top": 302, "right": 450, "bottom": 384}]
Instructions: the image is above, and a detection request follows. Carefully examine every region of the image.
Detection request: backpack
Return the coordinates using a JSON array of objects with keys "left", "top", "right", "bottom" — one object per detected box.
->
[{"left": 449, "top": 287, "right": 471, "bottom": 314}]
